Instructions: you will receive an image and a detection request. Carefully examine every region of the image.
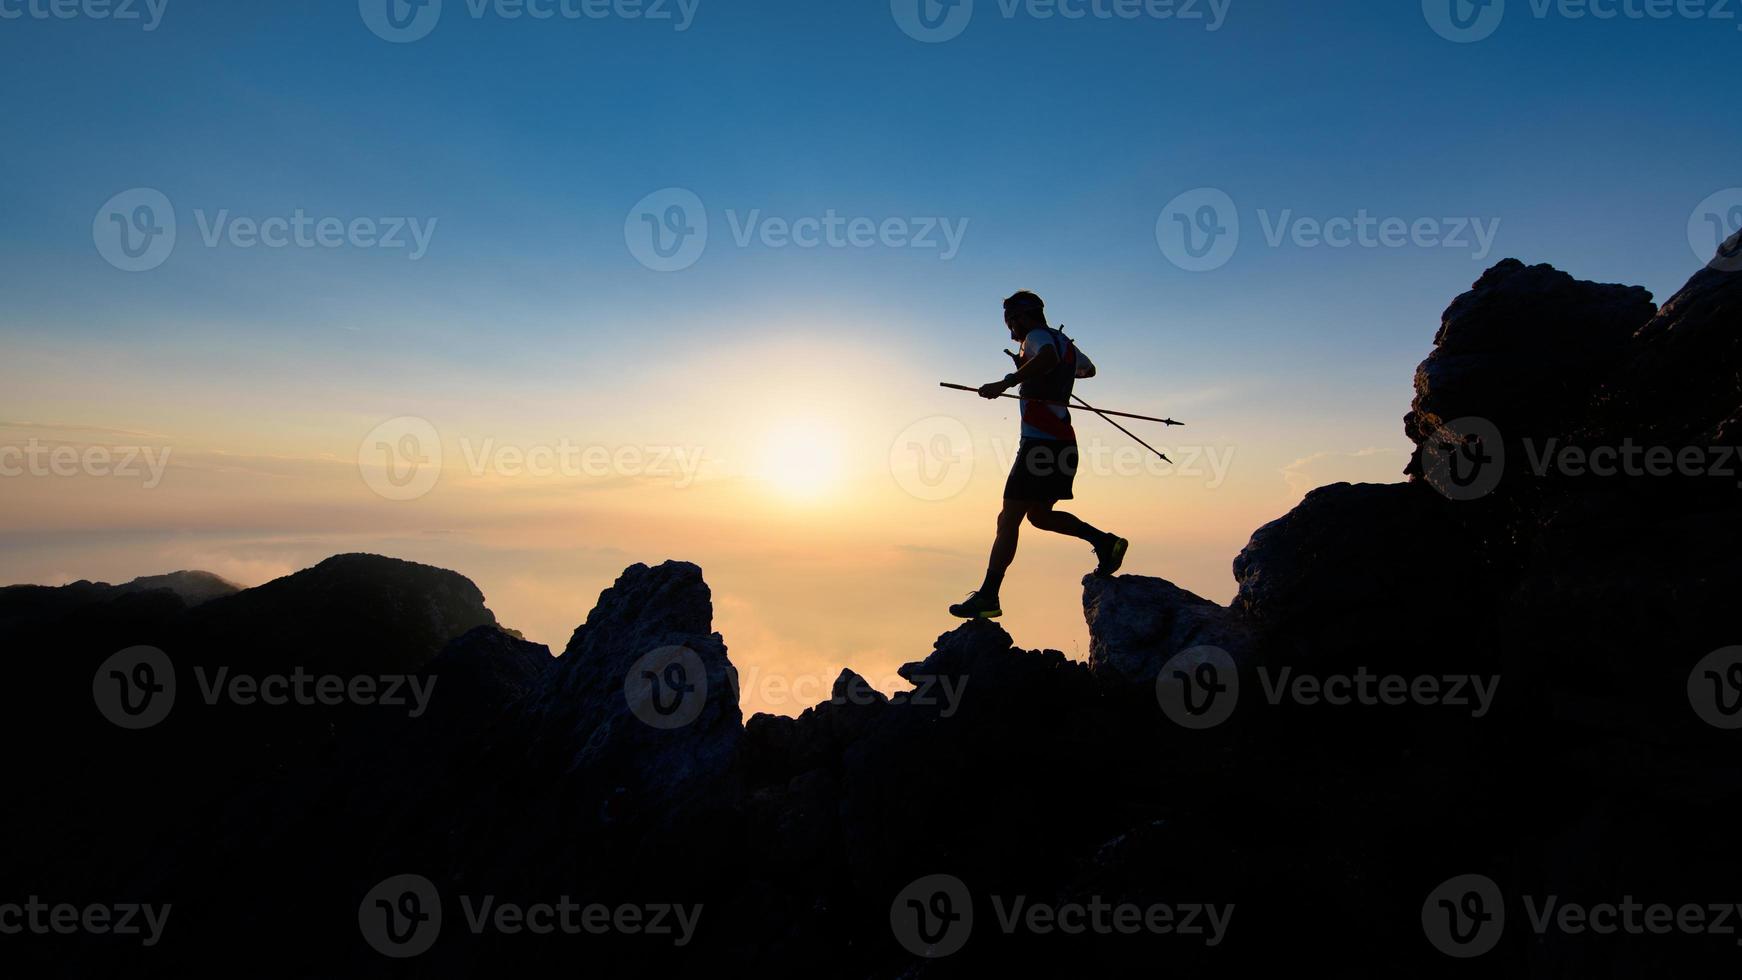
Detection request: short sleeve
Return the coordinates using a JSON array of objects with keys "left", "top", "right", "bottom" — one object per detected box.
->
[{"left": 1020, "top": 328, "right": 1056, "bottom": 362}]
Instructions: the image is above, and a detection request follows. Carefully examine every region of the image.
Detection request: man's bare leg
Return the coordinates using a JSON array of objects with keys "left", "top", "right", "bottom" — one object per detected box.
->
[
  {"left": 1027, "top": 500, "right": 1128, "bottom": 576},
  {"left": 1025, "top": 500, "right": 1108, "bottom": 543},
  {"left": 975, "top": 498, "right": 1030, "bottom": 599}
]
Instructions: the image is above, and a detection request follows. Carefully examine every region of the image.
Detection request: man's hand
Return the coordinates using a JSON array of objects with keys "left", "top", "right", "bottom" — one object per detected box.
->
[{"left": 978, "top": 379, "right": 1012, "bottom": 399}]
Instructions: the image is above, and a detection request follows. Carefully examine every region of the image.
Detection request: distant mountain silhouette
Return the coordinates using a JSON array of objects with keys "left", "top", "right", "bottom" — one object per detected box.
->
[
  {"left": 0, "top": 569, "right": 238, "bottom": 630},
  {"left": 4, "top": 242, "right": 1739, "bottom": 976}
]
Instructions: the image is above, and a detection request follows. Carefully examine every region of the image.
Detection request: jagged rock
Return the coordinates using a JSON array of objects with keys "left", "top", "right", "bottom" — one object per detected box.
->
[
  {"left": 1598, "top": 239, "right": 1742, "bottom": 447},
  {"left": 896, "top": 618, "right": 1031, "bottom": 684},
  {"left": 184, "top": 553, "right": 496, "bottom": 674},
  {"left": 1404, "top": 259, "right": 1656, "bottom": 480},
  {"left": 425, "top": 624, "right": 553, "bottom": 715},
  {"left": 1082, "top": 573, "right": 1256, "bottom": 683},
  {"left": 533, "top": 560, "right": 742, "bottom": 806},
  {"left": 743, "top": 668, "right": 889, "bottom": 783}
]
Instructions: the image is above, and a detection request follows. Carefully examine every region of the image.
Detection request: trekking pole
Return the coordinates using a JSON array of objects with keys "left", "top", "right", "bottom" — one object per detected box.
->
[
  {"left": 1069, "top": 393, "right": 1172, "bottom": 463},
  {"left": 982, "top": 344, "right": 1175, "bottom": 462},
  {"left": 938, "top": 384, "right": 1183, "bottom": 427}
]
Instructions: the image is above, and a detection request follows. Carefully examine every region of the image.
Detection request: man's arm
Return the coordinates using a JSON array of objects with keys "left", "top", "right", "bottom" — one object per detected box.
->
[{"left": 979, "top": 343, "right": 1058, "bottom": 398}]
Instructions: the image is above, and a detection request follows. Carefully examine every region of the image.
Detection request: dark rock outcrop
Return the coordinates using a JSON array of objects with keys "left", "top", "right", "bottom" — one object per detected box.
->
[
  {"left": 425, "top": 624, "right": 554, "bottom": 716},
  {"left": 1082, "top": 571, "right": 1255, "bottom": 682},
  {"left": 1403, "top": 258, "right": 1657, "bottom": 482},
  {"left": 186, "top": 552, "right": 496, "bottom": 674},
  {"left": 533, "top": 560, "right": 742, "bottom": 807}
]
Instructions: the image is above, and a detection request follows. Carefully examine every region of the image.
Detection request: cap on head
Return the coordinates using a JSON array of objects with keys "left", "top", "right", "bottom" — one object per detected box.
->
[{"left": 1003, "top": 290, "right": 1045, "bottom": 317}]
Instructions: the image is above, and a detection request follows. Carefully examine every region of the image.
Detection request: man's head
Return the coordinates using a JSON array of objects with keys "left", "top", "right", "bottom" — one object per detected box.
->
[{"left": 1002, "top": 290, "right": 1047, "bottom": 340}]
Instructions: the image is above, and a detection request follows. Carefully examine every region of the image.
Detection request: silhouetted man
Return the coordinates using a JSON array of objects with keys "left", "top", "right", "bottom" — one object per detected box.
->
[{"left": 950, "top": 291, "right": 1127, "bottom": 619}]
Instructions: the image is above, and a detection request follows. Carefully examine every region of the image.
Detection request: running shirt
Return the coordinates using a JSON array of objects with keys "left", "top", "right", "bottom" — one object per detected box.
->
[{"left": 1018, "top": 327, "right": 1095, "bottom": 442}]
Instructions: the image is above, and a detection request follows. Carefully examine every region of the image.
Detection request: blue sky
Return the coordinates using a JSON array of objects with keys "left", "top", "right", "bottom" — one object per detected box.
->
[
  {"left": 6, "top": 2, "right": 1736, "bottom": 360},
  {"left": 2, "top": 1, "right": 1738, "bottom": 700}
]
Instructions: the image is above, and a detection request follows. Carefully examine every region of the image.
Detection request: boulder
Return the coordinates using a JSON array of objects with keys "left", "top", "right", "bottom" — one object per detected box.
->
[
  {"left": 1404, "top": 259, "right": 1656, "bottom": 482},
  {"left": 1082, "top": 572, "right": 1256, "bottom": 683}
]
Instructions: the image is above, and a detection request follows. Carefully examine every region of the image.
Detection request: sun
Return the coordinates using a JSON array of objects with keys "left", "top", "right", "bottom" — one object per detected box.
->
[{"left": 755, "top": 419, "right": 845, "bottom": 502}]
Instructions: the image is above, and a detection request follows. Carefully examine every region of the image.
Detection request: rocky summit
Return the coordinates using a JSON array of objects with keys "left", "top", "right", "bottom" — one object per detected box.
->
[{"left": 4, "top": 249, "right": 1740, "bottom": 976}]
